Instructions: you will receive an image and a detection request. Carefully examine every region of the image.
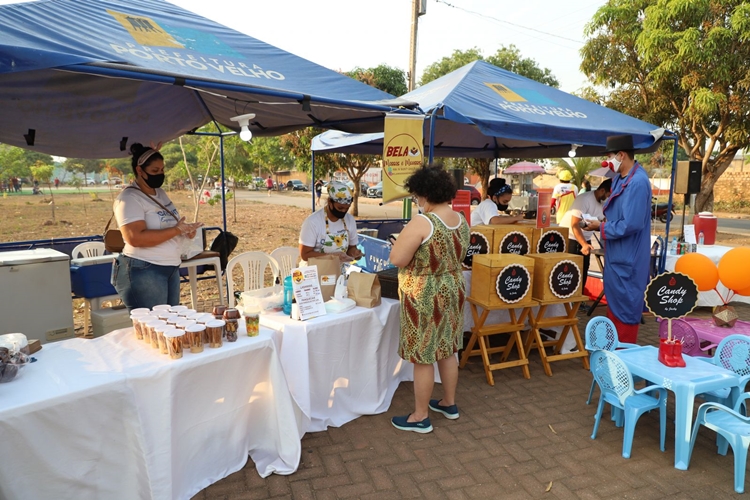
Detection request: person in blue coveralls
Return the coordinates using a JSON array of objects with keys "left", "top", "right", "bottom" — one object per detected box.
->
[{"left": 584, "top": 135, "right": 651, "bottom": 343}]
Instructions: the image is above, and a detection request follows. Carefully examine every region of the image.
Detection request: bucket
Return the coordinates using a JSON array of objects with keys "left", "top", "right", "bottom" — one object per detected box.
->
[{"left": 692, "top": 212, "right": 717, "bottom": 245}]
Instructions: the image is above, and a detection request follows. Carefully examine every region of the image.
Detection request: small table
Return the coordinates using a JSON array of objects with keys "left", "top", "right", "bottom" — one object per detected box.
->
[
  {"left": 180, "top": 251, "right": 224, "bottom": 309},
  {"left": 615, "top": 345, "right": 741, "bottom": 470},
  {"left": 682, "top": 317, "right": 750, "bottom": 345},
  {"left": 525, "top": 295, "right": 589, "bottom": 376},
  {"left": 460, "top": 297, "right": 533, "bottom": 385}
]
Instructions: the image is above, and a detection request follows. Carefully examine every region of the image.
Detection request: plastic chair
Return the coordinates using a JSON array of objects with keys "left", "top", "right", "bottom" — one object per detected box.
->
[
  {"left": 225, "top": 252, "right": 280, "bottom": 307},
  {"left": 688, "top": 394, "right": 750, "bottom": 493},
  {"left": 590, "top": 351, "right": 667, "bottom": 459},
  {"left": 584, "top": 316, "right": 639, "bottom": 404},
  {"left": 658, "top": 319, "right": 714, "bottom": 357},
  {"left": 698, "top": 334, "right": 750, "bottom": 407},
  {"left": 270, "top": 246, "right": 300, "bottom": 279},
  {"left": 71, "top": 241, "right": 106, "bottom": 258}
]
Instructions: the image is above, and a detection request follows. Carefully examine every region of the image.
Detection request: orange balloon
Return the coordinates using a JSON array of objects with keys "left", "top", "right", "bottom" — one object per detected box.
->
[
  {"left": 718, "top": 247, "right": 750, "bottom": 292},
  {"left": 675, "top": 253, "right": 719, "bottom": 291}
]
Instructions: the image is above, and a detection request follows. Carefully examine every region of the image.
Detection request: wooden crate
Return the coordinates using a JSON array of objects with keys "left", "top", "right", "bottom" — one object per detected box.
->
[
  {"left": 471, "top": 254, "right": 535, "bottom": 307},
  {"left": 528, "top": 253, "right": 584, "bottom": 301},
  {"left": 531, "top": 226, "right": 569, "bottom": 254},
  {"left": 462, "top": 225, "right": 496, "bottom": 270},
  {"left": 492, "top": 225, "right": 535, "bottom": 255}
]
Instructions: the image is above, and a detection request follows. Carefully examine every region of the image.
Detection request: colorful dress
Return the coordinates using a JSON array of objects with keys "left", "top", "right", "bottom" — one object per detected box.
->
[{"left": 398, "top": 212, "right": 470, "bottom": 364}]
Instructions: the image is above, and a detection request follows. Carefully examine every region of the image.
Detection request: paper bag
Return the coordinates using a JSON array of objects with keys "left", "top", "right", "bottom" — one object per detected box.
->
[
  {"left": 308, "top": 255, "right": 341, "bottom": 302},
  {"left": 347, "top": 272, "right": 381, "bottom": 308}
]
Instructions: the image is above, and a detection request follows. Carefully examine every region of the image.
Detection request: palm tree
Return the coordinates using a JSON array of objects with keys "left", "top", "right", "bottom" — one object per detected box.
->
[{"left": 555, "top": 157, "right": 600, "bottom": 190}]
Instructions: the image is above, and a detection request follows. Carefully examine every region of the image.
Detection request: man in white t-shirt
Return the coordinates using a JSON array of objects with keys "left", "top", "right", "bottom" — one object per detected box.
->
[
  {"left": 559, "top": 178, "right": 612, "bottom": 294},
  {"left": 299, "top": 181, "right": 362, "bottom": 265}
]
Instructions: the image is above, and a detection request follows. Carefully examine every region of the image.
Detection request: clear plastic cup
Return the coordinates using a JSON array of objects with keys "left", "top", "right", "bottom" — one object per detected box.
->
[
  {"left": 145, "top": 320, "right": 166, "bottom": 349},
  {"left": 130, "top": 310, "right": 151, "bottom": 341},
  {"left": 177, "top": 308, "right": 197, "bottom": 318},
  {"left": 244, "top": 308, "right": 260, "bottom": 337},
  {"left": 206, "top": 319, "right": 225, "bottom": 348},
  {"left": 163, "top": 328, "right": 185, "bottom": 359},
  {"left": 185, "top": 324, "right": 206, "bottom": 353},
  {"left": 139, "top": 316, "right": 159, "bottom": 344},
  {"left": 155, "top": 323, "right": 171, "bottom": 355},
  {"left": 165, "top": 314, "right": 181, "bottom": 326},
  {"left": 187, "top": 312, "right": 204, "bottom": 322},
  {"left": 152, "top": 304, "right": 172, "bottom": 312},
  {"left": 170, "top": 305, "right": 189, "bottom": 314}
]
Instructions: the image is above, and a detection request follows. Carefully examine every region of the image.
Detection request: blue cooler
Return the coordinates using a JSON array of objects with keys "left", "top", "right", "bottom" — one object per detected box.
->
[
  {"left": 70, "top": 255, "right": 117, "bottom": 298},
  {"left": 356, "top": 234, "right": 396, "bottom": 273}
]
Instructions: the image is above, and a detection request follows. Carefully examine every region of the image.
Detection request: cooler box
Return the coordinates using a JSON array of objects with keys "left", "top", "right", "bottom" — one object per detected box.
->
[
  {"left": 70, "top": 255, "right": 117, "bottom": 298},
  {"left": 692, "top": 212, "right": 718, "bottom": 245},
  {"left": 91, "top": 306, "right": 131, "bottom": 338},
  {"left": 356, "top": 234, "right": 396, "bottom": 273}
]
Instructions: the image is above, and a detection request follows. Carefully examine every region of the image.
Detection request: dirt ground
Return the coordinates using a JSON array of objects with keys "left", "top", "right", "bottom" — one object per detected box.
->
[{"left": 2, "top": 189, "right": 749, "bottom": 334}]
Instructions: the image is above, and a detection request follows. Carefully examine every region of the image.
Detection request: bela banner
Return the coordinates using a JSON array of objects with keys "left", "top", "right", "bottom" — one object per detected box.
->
[{"left": 381, "top": 114, "right": 424, "bottom": 204}]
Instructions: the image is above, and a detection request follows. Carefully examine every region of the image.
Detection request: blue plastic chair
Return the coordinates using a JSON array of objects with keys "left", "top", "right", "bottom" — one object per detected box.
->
[
  {"left": 688, "top": 394, "right": 750, "bottom": 494},
  {"left": 590, "top": 351, "right": 667, "bottom": 459},
  {"left": 698, "top": 334, "right": 750, "bottom": 407},
  {"left": 584, "top": 316, "right": 639, "bottom": 404}
]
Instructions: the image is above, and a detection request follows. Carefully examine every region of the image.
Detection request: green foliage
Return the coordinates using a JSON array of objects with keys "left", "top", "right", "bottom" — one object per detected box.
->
[
  {"left": 206, "top": 191, "right": 232, "bottom": 206},
  {"left": 29, "top": 163, "right": 54, "bottom": 184},
  {"left": 0, "top": 144, "right": 53, "bottom": 180},
  {"left": 555, "top": 157, "right": 600, "bottom": 189},
  {"left": 346, "top": 64, "right": 408, "bottom": 96}
]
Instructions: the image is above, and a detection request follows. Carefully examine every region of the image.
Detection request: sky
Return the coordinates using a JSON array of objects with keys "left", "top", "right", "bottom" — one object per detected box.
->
[{"left": 0, "top": 0, "right": 606, "bottom": 93}]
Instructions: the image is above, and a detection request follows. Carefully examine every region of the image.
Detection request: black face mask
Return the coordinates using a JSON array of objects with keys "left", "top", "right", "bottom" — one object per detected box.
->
[
  {"left": 328, "top": 202, "right": 349, "bottom": 219},
  {"left": 496, "top": 202, "right": 508, "bottom": 212},
  {"left": 144, "top": 173, "right": 165, "bottom": 189}
]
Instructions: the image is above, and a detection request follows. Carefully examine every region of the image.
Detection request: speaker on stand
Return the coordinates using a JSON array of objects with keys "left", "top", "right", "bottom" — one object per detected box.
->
[{"left": 674, "top": 160, "right": 702, "bottom": 240}]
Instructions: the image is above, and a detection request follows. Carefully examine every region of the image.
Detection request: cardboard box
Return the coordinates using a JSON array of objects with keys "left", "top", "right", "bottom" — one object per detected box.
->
[
  {"left": 471, "top": 254, "right": 535, "bottom": 307},
  {"left": 528, "top": 253, "right": 584, "bottom": 302},
  {"left": 462, "top": 225, "right": 496, "bottom": 270},
  {"left": 531, "top": 227, "right": 569, "bottom": 254},
  {"left": 492, "top": 225, "right": 535, "bottom": 255}
]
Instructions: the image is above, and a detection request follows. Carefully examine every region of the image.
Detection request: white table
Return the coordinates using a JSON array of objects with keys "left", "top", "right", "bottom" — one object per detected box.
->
[
  {"left": 0, "top": 326, "right": 303, "bottom": 500},
  {"left": 664, "top": 244, "right": 750, "bottom": 307},
  {"left": 261, "top": 298, "right": 416, "bottom": 432}
]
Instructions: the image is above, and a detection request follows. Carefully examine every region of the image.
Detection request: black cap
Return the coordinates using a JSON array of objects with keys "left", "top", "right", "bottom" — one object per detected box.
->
[{"left": 602, "top": 134, "right": 634, "bottom": 154}]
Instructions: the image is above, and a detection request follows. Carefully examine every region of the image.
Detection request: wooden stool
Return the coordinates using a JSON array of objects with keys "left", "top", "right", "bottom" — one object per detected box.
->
[
  {"left": 524, "top": 295, "right": 589, "bottom": 376},
  {"left": 460, "top": 297, "right": 533, "bottom": 386}
]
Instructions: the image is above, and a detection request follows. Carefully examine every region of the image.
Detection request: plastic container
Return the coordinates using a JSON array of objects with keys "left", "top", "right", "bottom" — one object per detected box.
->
[
  {"left": 355, "top": 234, "right": 396, "bottom": 273},
  {"left": 0, "top": 333, "right": 29, "bottom": 355},
  {"left": 283, "top": 275, "right": 293, "bottom": 315},
  {"left": 693, "top": 212, "right": 717, "bottom": 245},
  {"left": 69, "top": 255, "right": 117, "bottom": 298},
  {"left": 163, "top": 328, "right": 185, "bottom": 359}
]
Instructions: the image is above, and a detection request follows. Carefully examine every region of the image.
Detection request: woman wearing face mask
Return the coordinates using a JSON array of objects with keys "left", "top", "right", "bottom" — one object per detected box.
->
[
  {"left": 299, "top": 181, "right": 363, "bottom": 265},
  {"left": 470, "top": 178, "right": 524, "bottom": 226},
  {"left": 111, "top": 142, "right": 203, "bottom": 310}
]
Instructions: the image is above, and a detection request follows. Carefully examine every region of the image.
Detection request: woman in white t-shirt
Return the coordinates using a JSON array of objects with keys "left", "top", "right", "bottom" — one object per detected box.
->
[
  {"left": 470, "top": 178, "right": 524, "bottom": 226},
  {"left": 298, "top": 181, "right": 362, "bottom": 265},
  {"left": 111, "top": 143, "right": 203, "bottom": 311}
]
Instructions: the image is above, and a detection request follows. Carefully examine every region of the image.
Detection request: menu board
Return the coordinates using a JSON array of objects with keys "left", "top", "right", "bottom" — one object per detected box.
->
[
  {"left": 644, "top": 272, "right": 698, "bottom": 320},
  {"left": 290, "top": 266, "right": 327, "bottom": 320}
]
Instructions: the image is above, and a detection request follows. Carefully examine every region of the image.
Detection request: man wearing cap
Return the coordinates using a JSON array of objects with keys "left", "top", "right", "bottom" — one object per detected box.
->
[
  {"left": 552, "top": 170, "right": 577, "bottom": 224},
  {"left": 299, "top": 181, "right": 363, "bottom": 265},
  {"left": 585, "top": 135, "right": 652, "bottom": 343}
]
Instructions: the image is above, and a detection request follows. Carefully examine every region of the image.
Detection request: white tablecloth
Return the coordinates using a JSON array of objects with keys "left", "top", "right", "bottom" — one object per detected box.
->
[
  {"left": 664, "top": 244, "right": 750, "bottom": 307},
  {"left": 0, "top": 327, "right": 304, "bottom": 500},
  {"left": 261, "top": 298, "right": 417, "bottom": 433}
]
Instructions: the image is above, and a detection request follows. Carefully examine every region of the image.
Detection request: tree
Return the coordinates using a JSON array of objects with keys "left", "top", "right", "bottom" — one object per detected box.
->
[
  {"left": 30, "top": 162, "right": 56, "bottom": 221},
  {"left": 346, "top": 64, "right": 408, "bottom": 97},
  {"left": 555, "top": 157, "right": 600, "bottom": 190},
  {"left": 64, "top": 157, "right": 103, "bottom": 185},
  {"left": 581, "top": 0, "right": 750, "bottom": 212},
  {"left": 0, "top": 144, "right": 52, "bottom": 183}
]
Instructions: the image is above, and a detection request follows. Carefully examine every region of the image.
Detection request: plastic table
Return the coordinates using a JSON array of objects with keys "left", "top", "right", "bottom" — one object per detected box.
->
[
  {"left": 682, "top": 317, "right": 750, "bottom": 345},
  {"left": 615, "top": 345, "right": 741, "bottom": 470}
]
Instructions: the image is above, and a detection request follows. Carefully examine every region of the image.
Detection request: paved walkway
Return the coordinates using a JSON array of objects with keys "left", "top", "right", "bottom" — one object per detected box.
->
[{"left": 194, "top": 304, "right": 749, "bottom": 499}]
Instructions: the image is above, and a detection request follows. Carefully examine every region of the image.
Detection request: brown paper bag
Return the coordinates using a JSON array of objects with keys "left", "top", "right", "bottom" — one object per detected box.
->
[
  {"left": 308, "top": 255, "right": 341, "bottom": 302},
  {"left": 347, "top": 273, "right": 382, "bottom": 308}
]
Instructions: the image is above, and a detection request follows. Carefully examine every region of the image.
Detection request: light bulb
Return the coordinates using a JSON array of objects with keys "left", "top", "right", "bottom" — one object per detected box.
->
[
  {"left": 239, "top": 126, "right": 252, "bottom": 142},
  {"left": 568, "top": 144, "right": 580, "bottom": 158}
]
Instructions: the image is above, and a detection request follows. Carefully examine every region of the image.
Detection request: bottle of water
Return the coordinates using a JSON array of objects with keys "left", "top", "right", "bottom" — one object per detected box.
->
[
  {"left": 698, "top": 231, "right": 705, "bottom": 246},
  {"left": 670, "top": 236, "right": 677, "bottom": 255}
]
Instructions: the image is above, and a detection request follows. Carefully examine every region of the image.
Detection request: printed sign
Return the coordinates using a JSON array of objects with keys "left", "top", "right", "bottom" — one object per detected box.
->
[
  {"left": 537, "top": 230, "right": 566, "bottom": 253},
  {"left": 462, "top": 232, "right": 490, "bottom": 270},
  {"left": 645, "top": 272, "right": 699, "bottom": 320},
  {"left": 549, "top": 260, "right": 581, "bottom": 299},
  {"left": 498, "top": 231, "right": 530, "bottom": 255},
  {"left": 495, "top": 264, "right": 531, "bottom": 304},
  {"left": 291, "top": 265, "right": 327, "bottom": 321},
  {"left": 381, "top": 114, "right": 424, "bottom": 203}
]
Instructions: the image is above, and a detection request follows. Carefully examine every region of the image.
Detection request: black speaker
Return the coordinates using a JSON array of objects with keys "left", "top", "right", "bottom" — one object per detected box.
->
[{"left": 675, "top": 161, "right": 702, "bottom": 194}]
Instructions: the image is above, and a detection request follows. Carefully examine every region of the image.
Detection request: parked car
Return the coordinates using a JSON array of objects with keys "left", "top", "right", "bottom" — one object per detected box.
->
[
  {"left": 286, "top": 179, "right": 309, "bottom": 191},
  {"left": 85, "top": 179, "right": 97, "bottom": 185},
  {"left": 102, "top": 177, "right": 122, "bottom": 185},
  {"left": 344, "top": 180, "right": 370, "bottom": 194},
  {"left": 461, "top": 185, "right": 482, "bottom": 205},
  {"left": 367, "top": 182, "right": 383, "bottom": 198}
]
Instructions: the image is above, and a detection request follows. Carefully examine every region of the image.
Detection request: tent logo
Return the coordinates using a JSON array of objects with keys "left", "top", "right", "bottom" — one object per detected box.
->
[
  {"left": 485, "top": 83, "right": 526, "bottom": 102},
  {"left": 108, "top": 10, "right": 183, "bottom": 48}
]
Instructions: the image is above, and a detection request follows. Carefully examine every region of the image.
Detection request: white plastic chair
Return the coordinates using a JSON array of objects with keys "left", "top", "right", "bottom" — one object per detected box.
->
[
  {"left": 270, "top": 246, "right": 300, "bottom": 279},
  {"left": 71, "top": 241, "right": 106, "bottom": 258},
  {"left": 226, "top": 252, "right": 280, "bottom": 306}
]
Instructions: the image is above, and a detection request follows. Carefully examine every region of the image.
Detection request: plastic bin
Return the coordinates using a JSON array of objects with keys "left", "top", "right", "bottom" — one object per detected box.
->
[
  {"left": 70, "top": 255, "right": 117, "bottom": 298},
  {"left": 692, "top": 212, "right": 718, "bottom": 245},
  {"left": 356, "top": 234, "right": 396, "bottom": 273}
]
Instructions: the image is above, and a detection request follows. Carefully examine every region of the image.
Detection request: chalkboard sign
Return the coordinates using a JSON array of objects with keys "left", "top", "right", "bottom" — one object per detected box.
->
[
  {"left": 537, "top": 230, "right": 566, "bottom": 254},
  {"left": 499, "top": 231, "right": 530, "bottom": 255},
  {"left": 549, "top": 260, "right": 581, "bottom": 299},
  {"left": 644, "top": 272, "right": 699, "bottom": 320},
  {"left": 462, "top": 232, "right": 490, "bottom": 270},
  {"left": 495, "top": 264, "right": 531, "bottom": 304}
]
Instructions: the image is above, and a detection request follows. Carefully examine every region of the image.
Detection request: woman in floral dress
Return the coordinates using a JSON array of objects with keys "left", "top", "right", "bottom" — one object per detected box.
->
[{"left": 389, "top": 165, "right": 470, "bottom": 433}]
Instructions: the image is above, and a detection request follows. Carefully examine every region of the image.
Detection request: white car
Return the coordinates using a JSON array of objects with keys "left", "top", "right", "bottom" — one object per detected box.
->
[
  {"left": 85, "top": 179, "right": 97, "bottom": 185},
  {"left": 102, "top": 177, "right": 122, "bottom": 185}
]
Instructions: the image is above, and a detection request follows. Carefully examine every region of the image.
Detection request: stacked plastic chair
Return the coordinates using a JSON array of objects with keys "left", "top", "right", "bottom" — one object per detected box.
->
[{"left": 584, "top": 316, "right": 639, "bottom": 405}]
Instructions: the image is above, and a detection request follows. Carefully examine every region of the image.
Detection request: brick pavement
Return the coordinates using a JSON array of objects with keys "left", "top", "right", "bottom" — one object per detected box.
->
[{"left": 194, "top": 304, "right": 750, "bottom": 499}]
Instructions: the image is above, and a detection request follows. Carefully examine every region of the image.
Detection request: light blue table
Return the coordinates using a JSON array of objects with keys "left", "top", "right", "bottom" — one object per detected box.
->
[{"left": 615, "top": 345, "right": 741, "bottom": 470}]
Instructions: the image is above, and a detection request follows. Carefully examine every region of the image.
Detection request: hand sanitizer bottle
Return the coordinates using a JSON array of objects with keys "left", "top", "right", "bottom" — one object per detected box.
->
[{"left": 670, "top": 236, "right": 677, "bottom": 255}]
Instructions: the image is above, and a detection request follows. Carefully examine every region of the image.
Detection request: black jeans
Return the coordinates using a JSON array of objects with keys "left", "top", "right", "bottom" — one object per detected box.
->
[{"left": 568, "top": 239, "right": 591, "bottom": 290}]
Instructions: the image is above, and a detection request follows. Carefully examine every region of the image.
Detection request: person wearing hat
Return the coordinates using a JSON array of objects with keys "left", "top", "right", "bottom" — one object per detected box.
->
[
  {"left": 551, "top": 169, "right": 577, "bottom": 224},
  {"left": 470, "top": 178, "right": 524, "bottom": 226},
  {"left": 299, "top": 181, "right": 362, "bottom": 265},
  {"left": 585, "top": 134, "right": 652, "bottom": 343}
]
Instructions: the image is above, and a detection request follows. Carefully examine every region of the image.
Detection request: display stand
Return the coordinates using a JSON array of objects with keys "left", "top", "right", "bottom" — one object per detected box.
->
[
  {"left": 524, "top": 295, "right": 589, "bottom": 376},
  {"left": 460, "top": 296, "right": 533, "bottom": 385}
]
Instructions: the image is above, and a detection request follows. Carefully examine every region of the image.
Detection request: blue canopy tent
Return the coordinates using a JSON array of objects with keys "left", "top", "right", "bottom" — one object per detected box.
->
[
  {"left": 312, "top": 60, "right": 680, "bottom": 270},
  {"left": 0, "top": 0, "right": 418, "bottom": 230}
]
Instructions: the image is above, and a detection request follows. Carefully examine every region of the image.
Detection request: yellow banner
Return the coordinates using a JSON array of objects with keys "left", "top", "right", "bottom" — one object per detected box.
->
[{"left": 381, "top": 114, "right": 424, "bottom": 204}]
